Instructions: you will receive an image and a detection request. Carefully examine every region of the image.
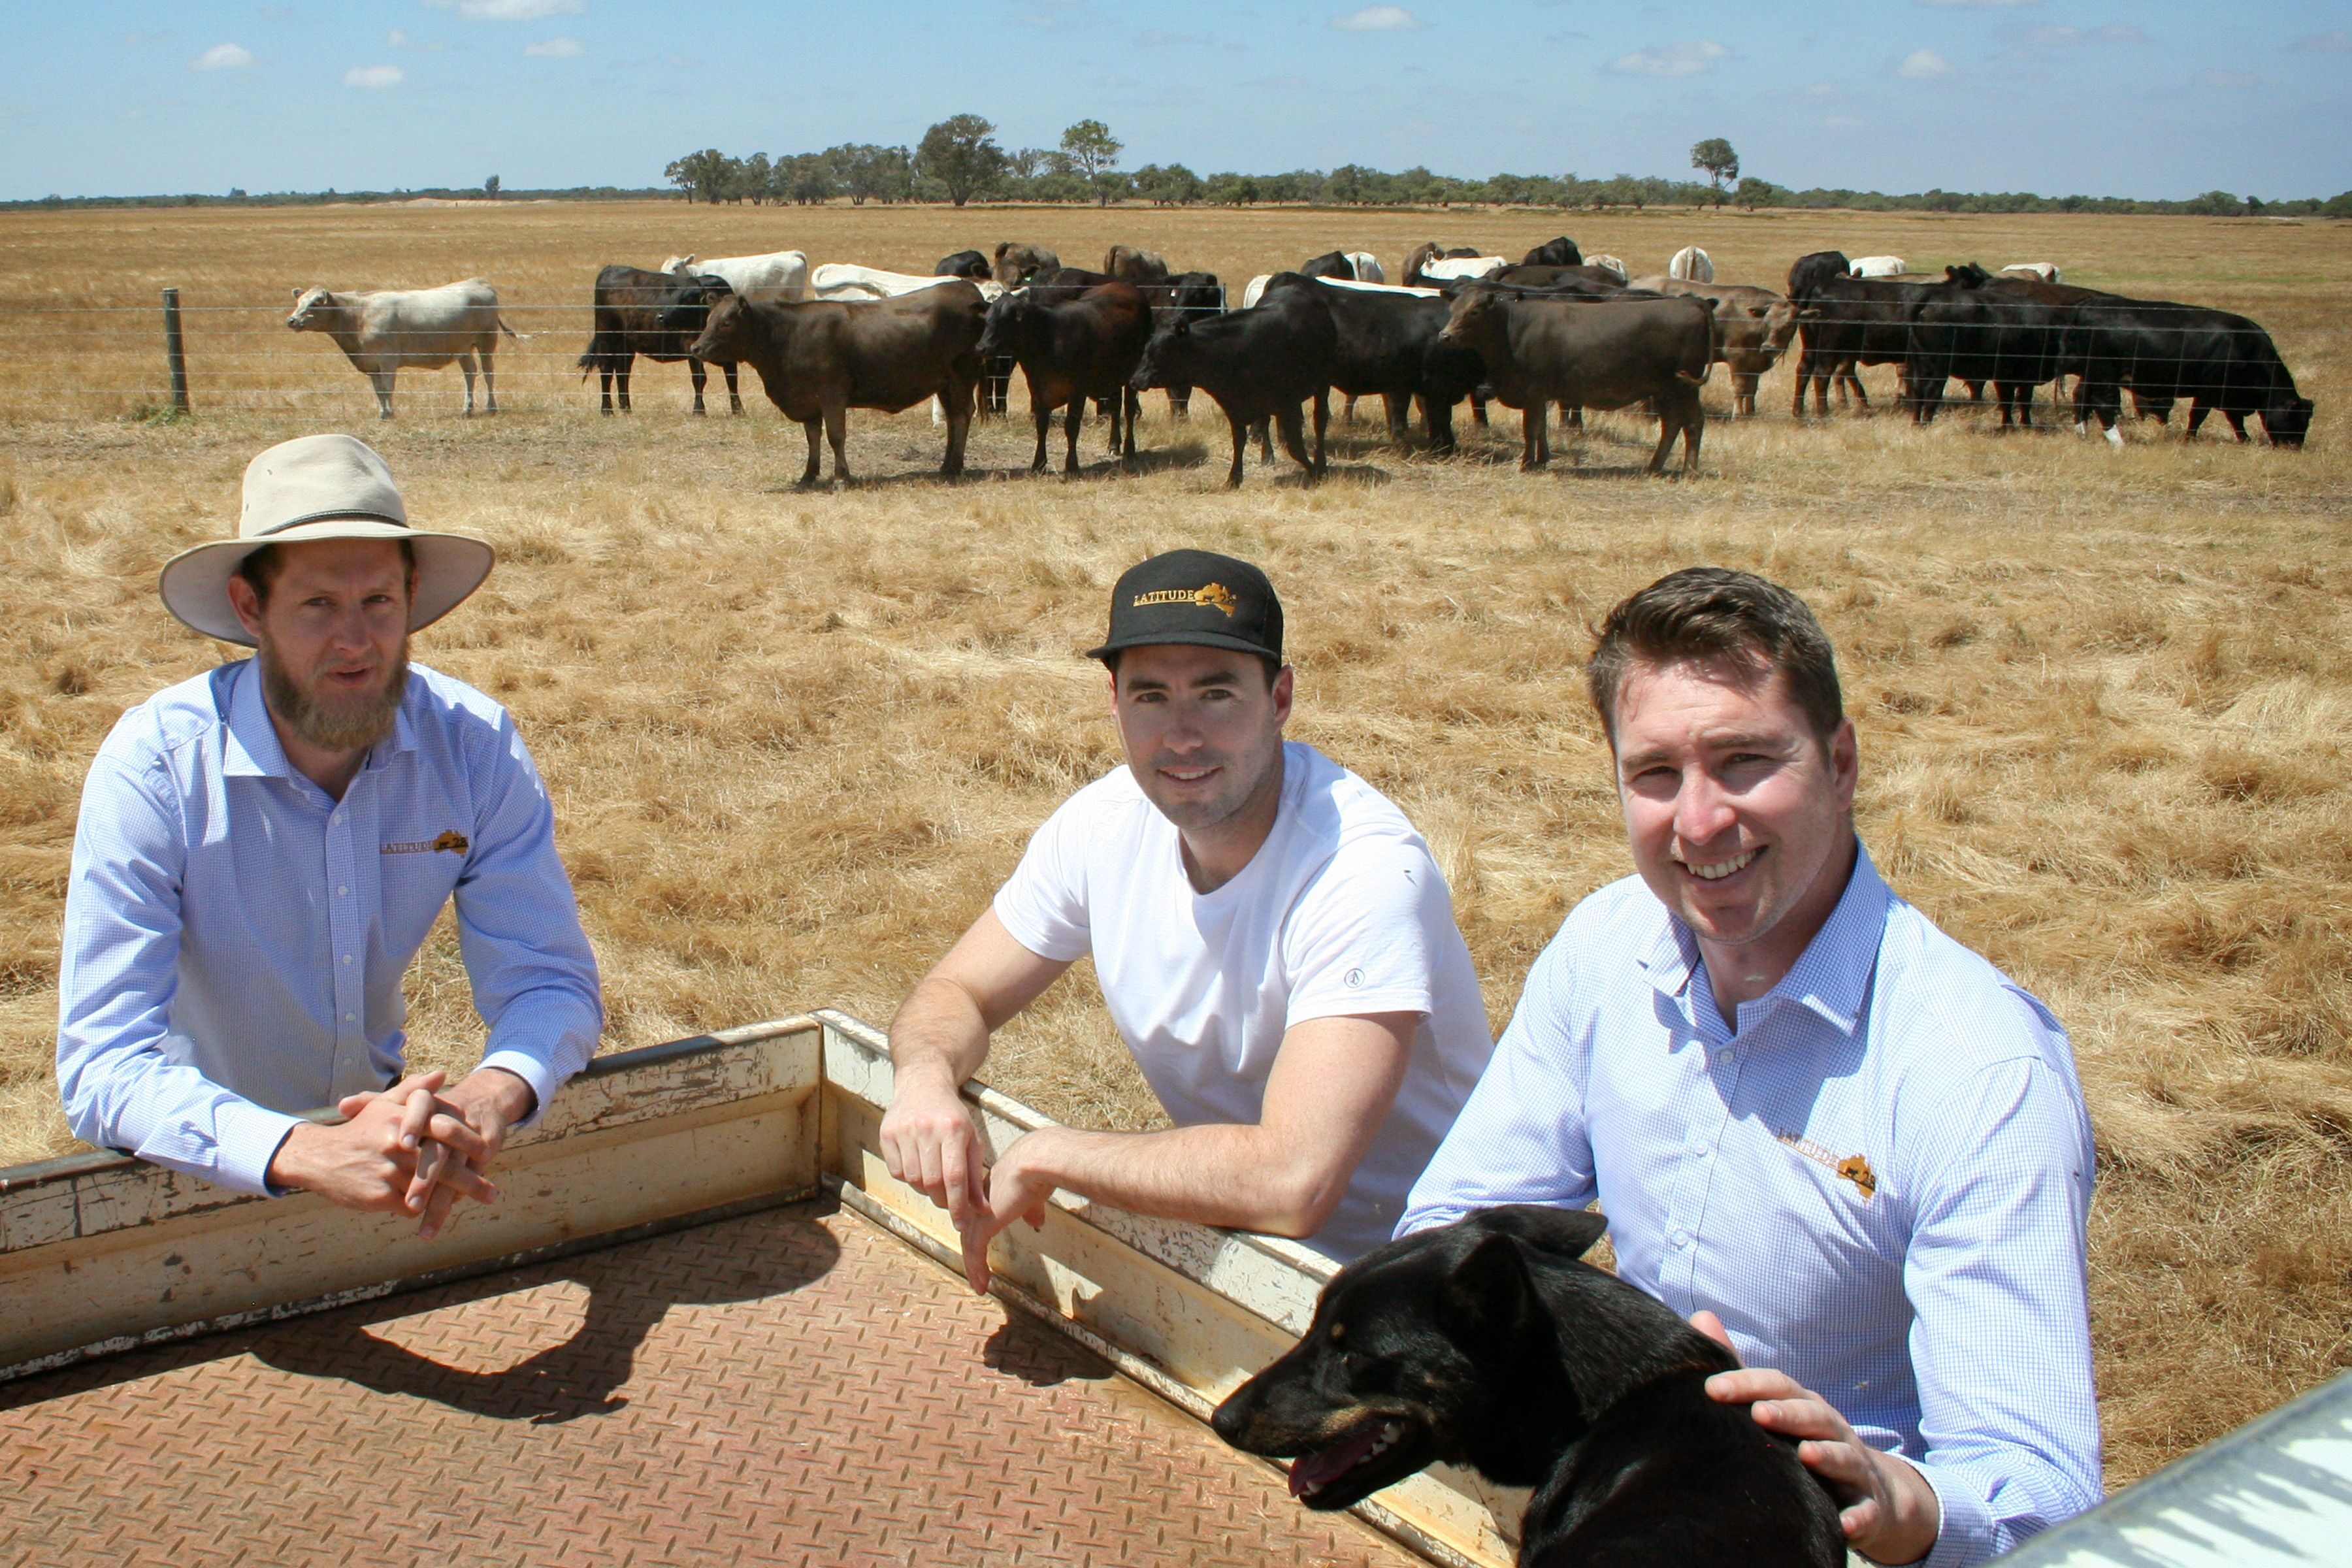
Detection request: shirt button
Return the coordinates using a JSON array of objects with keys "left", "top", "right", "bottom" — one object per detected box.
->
[
  {"left": 1688, "top": 1138, "right": 1708, "bottom": 1157},
  {"left": 341, "top": 955, "right": 353, "bottom": 965},
  {"left": 344, "top": 1013, "right": 355, "bottom": 1022},
  {"left": 1671, "top": 1230, "right": 1691, "bottom": 1249},
  {"left": 1716, "top": 1047, "right": 1737, "bottom": 1065},
  {"left": 336, "top": 886, "right": 348, "bottom": 897}
]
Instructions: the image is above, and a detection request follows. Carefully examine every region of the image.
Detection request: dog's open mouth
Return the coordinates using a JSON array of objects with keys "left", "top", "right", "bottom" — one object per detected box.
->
[{"left": 1286, "top": 1414, "right": 1422, "bottom": 1507}]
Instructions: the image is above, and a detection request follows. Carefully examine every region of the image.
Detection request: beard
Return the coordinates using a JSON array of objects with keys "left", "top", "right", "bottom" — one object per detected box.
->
[{"left": 257, "top": 634, "right": 409, "bottom": 754}]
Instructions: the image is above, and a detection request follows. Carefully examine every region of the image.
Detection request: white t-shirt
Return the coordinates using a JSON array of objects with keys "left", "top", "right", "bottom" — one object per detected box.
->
[{"left": 992, "top": 740, "right": 1495, "bottom": 1260}]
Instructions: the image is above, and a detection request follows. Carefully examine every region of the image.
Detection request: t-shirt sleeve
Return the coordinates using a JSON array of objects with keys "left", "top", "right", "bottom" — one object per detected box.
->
[
  {"left": 1281, "top": 840, "right": 1448, "bottom": 1027},
  {"left": 990, "top": 796, "right": 1094, "bottom": 964}
]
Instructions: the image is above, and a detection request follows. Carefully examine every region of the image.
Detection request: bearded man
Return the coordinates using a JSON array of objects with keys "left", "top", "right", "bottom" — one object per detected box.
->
[
  {"left": 57, "top": 434, "right": 602, "bottom": 1238},
  {"left": 882, "top": 549, "right": 1493, "bottom": 1289}
]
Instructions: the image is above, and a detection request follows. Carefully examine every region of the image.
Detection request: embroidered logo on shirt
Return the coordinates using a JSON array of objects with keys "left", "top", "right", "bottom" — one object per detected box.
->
[
  {"left": 1777, "top": 1130, "right": 1878, "bottom": 1200},
  {"left": 382, "top": 830, "right": 470, "bottom": 856},
  {"left": 1131, "top": 583, "right": 1237, "bottom": 616}
]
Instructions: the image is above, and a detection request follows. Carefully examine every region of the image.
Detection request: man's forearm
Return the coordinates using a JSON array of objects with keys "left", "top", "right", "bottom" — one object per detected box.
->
[
  {"left": 1005, "top": 1122, "right": 1338, "bottom": 1238},
  {"left": 887, "top": 973, "right": 996, "bottom": 1092}
]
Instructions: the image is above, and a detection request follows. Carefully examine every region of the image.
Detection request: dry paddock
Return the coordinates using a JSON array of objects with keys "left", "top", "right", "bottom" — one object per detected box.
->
[{"left": 1, "top": 201, "right": 2347, "bottom": 1490}]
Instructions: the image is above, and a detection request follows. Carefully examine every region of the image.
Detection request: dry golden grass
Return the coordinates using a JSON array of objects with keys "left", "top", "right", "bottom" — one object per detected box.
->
[{"left": 1, "top": 201, "right": 2347, "bottom": 1490}]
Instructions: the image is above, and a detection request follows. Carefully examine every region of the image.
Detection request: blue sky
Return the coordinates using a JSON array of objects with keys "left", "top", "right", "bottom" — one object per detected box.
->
[{"left": 7, "top": 1, "right": 2347, "bottom": 201}]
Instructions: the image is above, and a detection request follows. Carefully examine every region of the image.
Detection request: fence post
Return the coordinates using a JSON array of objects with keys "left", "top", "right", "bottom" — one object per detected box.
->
[{"left": 161, "top": 287, "right": 190, "bottom": 415}]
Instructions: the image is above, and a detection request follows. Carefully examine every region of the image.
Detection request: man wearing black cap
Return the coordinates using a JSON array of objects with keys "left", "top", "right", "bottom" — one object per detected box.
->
[{"left": 882, "top": 549, "right": 1494, "bottom": 1290}]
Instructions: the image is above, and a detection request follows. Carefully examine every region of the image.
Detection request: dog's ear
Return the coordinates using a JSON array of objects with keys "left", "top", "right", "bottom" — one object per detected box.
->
[
  {"left": 1444, "top": 1232, "right": 1539, "bottom": 1340},
  {"left": 1474, "top": 1204, "right": 1609, "bottom": 1262}
]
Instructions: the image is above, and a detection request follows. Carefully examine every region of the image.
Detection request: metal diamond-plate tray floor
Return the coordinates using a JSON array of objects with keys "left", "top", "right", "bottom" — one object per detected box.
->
[{"left": 0, "top": 1201, "right": 1420, "bottom": 1567}]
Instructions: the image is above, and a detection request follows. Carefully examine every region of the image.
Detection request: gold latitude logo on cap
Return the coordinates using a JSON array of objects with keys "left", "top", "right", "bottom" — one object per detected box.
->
[{"left": 1132, "top": 583, "right": 1237, "bottom": 617}]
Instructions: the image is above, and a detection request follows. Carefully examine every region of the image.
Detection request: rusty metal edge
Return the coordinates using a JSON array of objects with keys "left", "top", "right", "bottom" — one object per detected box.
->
[
  {"left": 826, "top": 1173, "right": 1486, "bottom": 1568},
  {"left": 0, "top": 1015, "right": 825, "bottom": 1197},
  {"left": 0, "top": 1183, "right": 819, "bottom": 1388}
]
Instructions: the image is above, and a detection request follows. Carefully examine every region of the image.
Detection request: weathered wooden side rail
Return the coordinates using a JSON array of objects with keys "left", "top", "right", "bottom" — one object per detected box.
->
[{"left": 0, "top": 1009, "right": 1523, "bottom": 1568}]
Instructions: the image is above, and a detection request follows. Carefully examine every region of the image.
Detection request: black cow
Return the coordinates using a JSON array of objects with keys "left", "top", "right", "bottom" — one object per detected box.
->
[
  {"left": 1786, "top": 272, "right": 1942, "bottom": 417},
  {"left": 1520, "top": 235, "right": 1584, "bottom": 268},
  {"left": 976, "top": 282, "right": 1152, "bottom": 474},
  {"left": 2068, "top": 298, "right": 2313, "bottom": 446},
  {"left": 1299, "top": 250, "right": 1362, "bottom": 280},
  {"left": 578, "top": 265, "right": 738, "bottom": 415},
  {"left": 1488, "top": 264, "right": 1628, "bottom": 295},
  {"left": 1903, "top": 270, "right": 2072, "bottom": 427},
  {"left": 1310, "top": 280, "right": 1485, "bottom": 453},
  {"left": 1786, "top": 250, "right": 1854, "bottom": 304},
  {"left": 1134, "top": 270, "right": 1226, "bottom": 419},
  {"left": 937, "top": 252, "right": 1014, "bottom": 415},
  {"left": 1130, "top": 272, "right": 1337, "bottom": 487},
  {"left": 935, "top": 250, "right": 992, "bottom": 282}
]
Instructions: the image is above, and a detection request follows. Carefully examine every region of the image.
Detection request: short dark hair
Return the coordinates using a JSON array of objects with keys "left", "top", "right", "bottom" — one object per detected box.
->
[
  {"left": 235, "top": 537, "right": 416, "bottom": 607},
  {"left": 1586, "top": 567, "right": 1844, "bottom": 747},
  {"left": 1103, "top": 647, "right": 1282, "bottom": 688}
]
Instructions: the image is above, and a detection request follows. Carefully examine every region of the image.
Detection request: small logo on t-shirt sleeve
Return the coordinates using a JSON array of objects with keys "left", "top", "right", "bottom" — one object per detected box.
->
[{"left": 1343, "top": 967, "right": 1366, "bottom": 988}]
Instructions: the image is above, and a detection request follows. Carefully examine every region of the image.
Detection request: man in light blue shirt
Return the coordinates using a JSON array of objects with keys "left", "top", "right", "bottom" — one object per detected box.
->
[
  {"left": 58, "top": 434, "right": 601, "bottom": 1237},
  {"left": 1401, "top": 568, "right": 2099, "bottom": 1567}
]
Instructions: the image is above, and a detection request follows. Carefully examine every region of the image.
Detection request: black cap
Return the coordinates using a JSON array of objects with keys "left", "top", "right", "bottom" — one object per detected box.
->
[{"left": 1086, "top": 549, "right": 1283, "bottom": 663}]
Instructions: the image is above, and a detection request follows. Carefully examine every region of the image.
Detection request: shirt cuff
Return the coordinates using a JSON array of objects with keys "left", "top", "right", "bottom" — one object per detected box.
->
[
  {"left": 478, "top": 1049, "right": 559, "bottom": 1130},
  {"left": 216, "top": 1100, "right": 308, "bottom": 1198},
  {"left": 1908, "top": 1461, "right": 1988, "bottom": 1568}
]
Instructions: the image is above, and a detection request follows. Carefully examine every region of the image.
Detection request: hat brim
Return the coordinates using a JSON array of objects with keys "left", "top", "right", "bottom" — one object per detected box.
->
[
  {"left": 1085, "top": 630, "right": 1284, "bottom": 662},
  {"left": 159, "top": 519, "right": 495, "bottom": 647}
]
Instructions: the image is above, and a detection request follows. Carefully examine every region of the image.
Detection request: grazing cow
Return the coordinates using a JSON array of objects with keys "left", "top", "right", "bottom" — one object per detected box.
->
[
  {"left": 1520, "top": 235, "right": 1584, "bottom": 268},
  {"left": 1667, "top": 246, "right": 1716, "bottom": 284},
  {"left": 286, "top": 278, "right": 517, "bottom": 419},
  {"left": 1850, "top": 255, "right": 1908, "bottom": 279},
  {"left": 1104, "top": 245, "right": 1171, "bottom": 283},
  {"left": 2067, "top": 297, "right": 2313, "bottom": 447},
  {"left": 662, "top": 250, "right": 810, "bottom": 301},
  {"left": 993, "top": 241, "right": 1061, "bottom": 285},
  {"left": 1784, "top": 257, "right": 1941, "bottom": 417},
  {"left": 1585, "top": 253, "right": 1629, "bottom": 284},
  {"left": 1133, "top": 270, "right": 1226, "bottom": 418},
  {"left": 1310, "top": 278, "right": 1485, "bottom": 453},
  {"left": 1439, "top": 286, "right": 1715, "bottom": 474},
  {"left": 682, "top": 283, "right": 988, "bottom": 484},
  {"left": 2002, "top": 263, "right": 2061, "bottom": 284},
  {"left": 1903, "top": 269, "right": 2072, "bottom": 427},
  {"left": 1630, "top": 277, "right": 1799, "bottom": 417},
  {"left": 977, "top": 282, "right": 1152, "bottom": 474},
  {"left": 578, "top": 265, "right": 739, "bottom": 415},
  {"left": 1130, "top": 273, "right": 1338, "bottom": 487}
]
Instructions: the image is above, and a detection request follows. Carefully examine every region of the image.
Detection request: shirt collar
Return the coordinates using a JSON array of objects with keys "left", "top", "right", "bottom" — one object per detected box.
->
[
  {"left": 1637, "top": 839, "right": 1893, "bottom": 1034},
  {"left": 219, "top": 657, "right": 420, "bottom": 780}
]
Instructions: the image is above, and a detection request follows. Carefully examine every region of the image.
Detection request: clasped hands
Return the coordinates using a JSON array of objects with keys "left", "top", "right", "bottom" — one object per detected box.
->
[{"left": 266, "top": 1066, "right": 536, "bottom": 1239}]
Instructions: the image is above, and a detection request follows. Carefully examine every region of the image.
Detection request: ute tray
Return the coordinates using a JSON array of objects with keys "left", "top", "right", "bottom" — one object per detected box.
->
[{"left": 1, "top": 1199, "right": 1418, "bottom": 1567}]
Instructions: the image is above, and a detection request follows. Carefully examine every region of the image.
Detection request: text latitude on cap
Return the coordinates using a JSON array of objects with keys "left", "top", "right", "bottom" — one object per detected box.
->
[{"left": 1132, "top": 583, "right": 1238, "bottom": 617}]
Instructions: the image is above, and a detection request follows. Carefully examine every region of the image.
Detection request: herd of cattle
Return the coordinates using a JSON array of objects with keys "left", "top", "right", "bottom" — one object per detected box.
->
[{"left": 280, "top": 233, "right": 2315, "bottom": 484}]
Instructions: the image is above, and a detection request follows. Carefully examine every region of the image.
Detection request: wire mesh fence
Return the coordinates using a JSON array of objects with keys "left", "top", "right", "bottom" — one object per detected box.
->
[{"left": 0, "top": 286, "right": 2331, "bottom": 438}]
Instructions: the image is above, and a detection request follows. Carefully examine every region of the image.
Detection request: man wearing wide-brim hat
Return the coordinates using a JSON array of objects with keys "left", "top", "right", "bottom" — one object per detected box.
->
[{"left": 57, "top": 434, "right": 602, "bottom": 1237}]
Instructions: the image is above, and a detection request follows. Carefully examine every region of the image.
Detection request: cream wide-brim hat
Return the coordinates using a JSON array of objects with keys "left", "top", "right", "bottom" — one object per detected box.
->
[{"left": 158, "top": 433, "right": 495, "bottom": 647}]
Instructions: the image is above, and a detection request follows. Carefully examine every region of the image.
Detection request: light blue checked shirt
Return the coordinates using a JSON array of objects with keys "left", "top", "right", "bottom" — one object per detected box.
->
[
  {"left": 57, "top": 657, "right": 602, "bottom": 1197},
  {"left": 1401, "top": 845, "right": 2100, "bottom": 1568}
]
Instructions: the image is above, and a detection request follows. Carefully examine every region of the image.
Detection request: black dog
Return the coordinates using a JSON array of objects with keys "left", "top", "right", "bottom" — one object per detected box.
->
[{"left": 1210, "top": 1205, "right": 1844, "bottom": 1567}]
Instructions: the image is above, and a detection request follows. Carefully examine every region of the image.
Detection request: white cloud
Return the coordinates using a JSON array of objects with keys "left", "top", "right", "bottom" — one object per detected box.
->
[
  {"left": 2197, "top": 69, "right": 2260, "bottom": 89},
  {"left": 344, "top": 64, "right": 404, "bottom": 88},
  {"left": 1897, "top": 48, "right": 1955, "bottom": 78},
  {"left": 1331, "top": 7, "right": 1422, "bottom": 33},
  {"left": 191, "top": 42, "right": 254, "bottom": 70},
  {"left": 1609, "top": 39, "right": 1731, "bottom": 77},
  {"left": 2294, "top": 29, "right": 2351, "bottom": 50},
  {"left": 523, "top": 35, "right": 585, "bottom": 56},
  {"left": 389, "top": 28, "right": 410, "bottom": 46},
  {"left": 424, "top": 0, "right": 585, "bottom": 20}
]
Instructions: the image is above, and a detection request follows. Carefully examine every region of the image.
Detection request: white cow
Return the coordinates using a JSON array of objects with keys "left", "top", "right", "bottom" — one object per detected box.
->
[
  {"left": 1667, "top": 246, "right": 1716, "bottom": 283},
  {"left": 663, "top": 250, "right": 810, "bottom": 300},
  {"left": 1241, "top": 273, "right": 1275, "bottom": 309},
  {"left": 1316, "top": 276, "right": 1441, "bottom": 298},
  {"left": 1850, "top": 255, "right": 1908, "bottom": 278},
  {"left": 1341, "top": 250, "right": 1385, "bottom": 283},
  {"left": 2001, "top": 262, "right": 2062, "bottom": 283},
  {"left": 286, "top": 278, "right": 516, "bottom": 419},
  {"left": 808, "top": 263, "right": 1009, "bottom": 302},
  {"left": 1585, "top": 254, "right": 1629, "bottom": 283},
  {"left": 1420, "top": 255, "right": 1507, "bottom": 282}
]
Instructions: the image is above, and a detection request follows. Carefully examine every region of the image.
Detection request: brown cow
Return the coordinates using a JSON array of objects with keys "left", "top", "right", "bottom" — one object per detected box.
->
[
  {"left": 683, "top": 283, "right": 986, "bottom": 485},
  {"left": 1629, "top": 278, "right": 1799, "bottom": 417},
  {"left": 976, "top": 282, "right": 1151, "bottom": 474},
  {"left": 1103, "top": 245, "right": 1171, "bottom": 283},
  {"left": 993, "top": 242, "right": 1062, "bottom": 285},
  {"left": 1439, "top": 287, "right": 1715, "bottom": 474}
]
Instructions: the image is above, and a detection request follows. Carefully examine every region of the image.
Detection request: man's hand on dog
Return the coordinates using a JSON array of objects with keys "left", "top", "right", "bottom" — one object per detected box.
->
[{"left": 1691, "top": 1311, "right": 1941, "bottom": 1565}]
